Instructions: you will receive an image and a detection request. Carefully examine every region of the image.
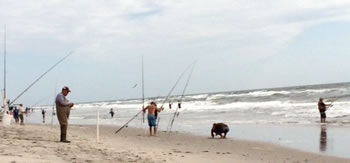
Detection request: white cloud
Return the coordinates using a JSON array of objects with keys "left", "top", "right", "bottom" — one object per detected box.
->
[
  {"left": 1, "top": 0, "right": 350, "bottom": 63},
  {"left": 2, "top": 0, "right": 350, "bottom": 103}
]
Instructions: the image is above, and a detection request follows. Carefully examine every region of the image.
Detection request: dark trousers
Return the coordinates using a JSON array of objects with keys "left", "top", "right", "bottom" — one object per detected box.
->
[{"left": 56, "top": 105, "right": 70, "bottom": 141}]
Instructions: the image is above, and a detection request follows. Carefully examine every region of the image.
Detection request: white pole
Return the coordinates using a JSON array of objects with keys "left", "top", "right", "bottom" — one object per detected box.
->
[
  {"left": 96, "top": 108, "right": 100, "bottom": 144},
  {"left": 51, "top": 82, "right": 57, "bottom": 127},
  {"left": 3, "top": 25, "right": 6, "bottom": 106},
  {"left": 2, "top": 25, "right": 6, "bottom": 107}
]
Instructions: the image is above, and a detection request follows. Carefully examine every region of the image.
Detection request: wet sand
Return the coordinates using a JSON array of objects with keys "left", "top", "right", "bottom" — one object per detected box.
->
[{"left": 0, "top": 124, "right": 349, "bottom": 163}]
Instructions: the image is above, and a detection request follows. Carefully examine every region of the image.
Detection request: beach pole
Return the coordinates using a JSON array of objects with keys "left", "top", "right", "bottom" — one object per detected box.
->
[
  {"left": 51, "top": 81, "right": 57, "bottom": 127},
  {"left": 97, "top": 107, "right": 100, "bottom": 144}
]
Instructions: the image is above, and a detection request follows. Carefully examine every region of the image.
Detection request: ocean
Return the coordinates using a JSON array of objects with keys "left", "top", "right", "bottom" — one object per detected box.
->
[{"left": 28, "top": 82, "right": 350, "bottom": 158}]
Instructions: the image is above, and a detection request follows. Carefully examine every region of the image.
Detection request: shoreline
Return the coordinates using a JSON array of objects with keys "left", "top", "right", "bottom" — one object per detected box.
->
[
  {"left": 1, "top": 123, "right": 349, "bottom": 163},
  {"left": 25, "top": 110, "right": 350, "bottom": 159}
]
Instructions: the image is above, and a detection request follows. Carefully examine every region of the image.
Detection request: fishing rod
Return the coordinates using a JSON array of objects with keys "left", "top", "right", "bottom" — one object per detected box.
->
[
  {"left": 156, "top": 62, "right": 195, "bottom": 127},
  {"left": 115, "top": 56, "right": 146, "bottom": 134},
  {"left": 115, "top": 62, "right": 195, "bottom": 134},
  {"left": 142, "top": 55, "right": 145, "bottom": 123},
  {"left": 324, "top": 94, "right": 350, "bottom": 101},
  {"left": 159, "top": 62, "right": 195, "bottom": 108},
  {"left": 3, "top": 25, "right": 6, "bottom": 106},
  {"left": 9, "top": 51, "right": 73, "bottom": 105},
  {"left": 167, "top": 62, "right": 196, "bottom": 132}
]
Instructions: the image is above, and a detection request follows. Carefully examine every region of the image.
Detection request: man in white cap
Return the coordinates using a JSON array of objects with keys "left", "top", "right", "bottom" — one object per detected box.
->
[{"left": 55, "top": 86, "right": 74, "bottom": 143}]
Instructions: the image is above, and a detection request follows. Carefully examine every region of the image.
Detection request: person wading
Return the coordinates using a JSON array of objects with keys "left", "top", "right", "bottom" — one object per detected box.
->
[
  {"left": 318, "top": 98, "right": 332, "bottom": 123},
  {"left": 55, "top": 86, "right": 74, "bottom": 143}
]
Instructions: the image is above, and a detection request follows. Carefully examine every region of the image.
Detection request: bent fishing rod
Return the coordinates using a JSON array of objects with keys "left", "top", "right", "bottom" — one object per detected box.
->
[
  {"left": 158, "top": 62, "right": 195, "bottom": 109},
  {"left": 167, "top": 62, "right": 196, "bottom": 132},
  {"left": 9, "top": 51, "right": 73, "bottom": 105},
  {"left": 156, "top": 61, "right": 196, "bottom": 127},
  {"left": 115, "top": 62, "right": 195, "bottom": 134}
]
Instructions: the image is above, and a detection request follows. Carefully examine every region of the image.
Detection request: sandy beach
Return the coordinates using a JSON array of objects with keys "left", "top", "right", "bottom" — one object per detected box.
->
[{"left": 0, "top": 124, "right": 349, "bottom": 163}]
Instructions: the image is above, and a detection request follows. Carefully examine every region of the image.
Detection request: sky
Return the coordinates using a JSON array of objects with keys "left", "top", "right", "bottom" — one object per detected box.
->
[{"left": 1, "top": 0, "right": 350, "bottom": 105}]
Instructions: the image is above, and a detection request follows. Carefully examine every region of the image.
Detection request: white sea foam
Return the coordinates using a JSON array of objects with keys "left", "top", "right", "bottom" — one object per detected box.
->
[{"left": 31, "top": 83, "right": 350, "bottom": 128}]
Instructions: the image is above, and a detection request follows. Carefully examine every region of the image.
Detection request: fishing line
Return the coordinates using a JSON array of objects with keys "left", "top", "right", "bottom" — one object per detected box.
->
[{"left": 10, "top": 51, "right": 73, "bottom": 105}]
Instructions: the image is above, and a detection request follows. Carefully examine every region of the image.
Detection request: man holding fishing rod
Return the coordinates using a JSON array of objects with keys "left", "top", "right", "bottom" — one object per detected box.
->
[
  {"left": 318, "top": 98, "right": 333, "bottom": 123},
  {"left": 143, "top": 102, "right": 163, "bottom": 136},
  {"left": 56, "top": 86, "right": 74, "bottom": 143}
]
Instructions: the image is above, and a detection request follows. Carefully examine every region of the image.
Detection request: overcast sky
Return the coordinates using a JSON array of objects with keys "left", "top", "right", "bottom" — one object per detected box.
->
[{"left": 1, "top": 0, "right": 350, "bottom": 105}]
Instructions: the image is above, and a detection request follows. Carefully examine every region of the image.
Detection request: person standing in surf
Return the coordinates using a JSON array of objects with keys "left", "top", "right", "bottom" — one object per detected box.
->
[
  {"left": 318, "top": 98, "right": 332, "bottom": 123},
  {"left": 109, "top": 108, "right": 114, "bottom": 118},
  {"left": 56, "top": 86, "right": 74, "bottom": 143},
  {"left": 42, "top": 109, "right": 46, "bottom": 123},
  {"left": 143, "top": 101, "right": 163, "bottom": 136}
]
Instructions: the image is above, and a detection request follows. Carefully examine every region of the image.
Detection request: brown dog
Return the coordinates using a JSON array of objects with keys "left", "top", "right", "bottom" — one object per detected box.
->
[{"left": 211, "top": 123, "right": 229, "bottom": 138}]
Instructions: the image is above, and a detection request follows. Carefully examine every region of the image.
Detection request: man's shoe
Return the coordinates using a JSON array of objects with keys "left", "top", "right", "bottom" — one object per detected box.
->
[{"left": 60, "top": 140, "right": 71, "bottom": 143}]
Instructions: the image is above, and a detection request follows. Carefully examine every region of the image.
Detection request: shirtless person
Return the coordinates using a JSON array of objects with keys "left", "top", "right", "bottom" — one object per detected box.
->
[{"left": 143, "top": 102, "right": 163, "bottom": 136}]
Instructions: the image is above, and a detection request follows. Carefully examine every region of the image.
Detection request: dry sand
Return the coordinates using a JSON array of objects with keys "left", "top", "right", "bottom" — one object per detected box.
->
[{"left": 0, "top": 124, "right": 349, "bottom": 163}]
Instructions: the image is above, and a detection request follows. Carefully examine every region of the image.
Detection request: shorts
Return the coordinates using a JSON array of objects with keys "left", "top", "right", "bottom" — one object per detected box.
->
[
  {"left": 19, "top": 114, "right": 24, "bottom": 121},
  {"left": 320, "top": 112, "right": 326, "bottom": 118},
  {"left": 147, "top": 114, "right": 156, "bottom": 127}
]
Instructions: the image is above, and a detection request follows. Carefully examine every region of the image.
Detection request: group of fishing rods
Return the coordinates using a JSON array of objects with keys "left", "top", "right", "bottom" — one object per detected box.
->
[
  {"left": 1, "top": 44, "right": 195, "bottom": 136},
  {"left": 3, "top": 24, "right": 195, "bottom": 134},
  {"left": 115, "top": 60, "right": 196, "bottom": 134}
]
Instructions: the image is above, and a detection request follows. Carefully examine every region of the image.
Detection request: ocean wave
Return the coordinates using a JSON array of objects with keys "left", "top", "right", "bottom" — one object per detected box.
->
[{"left": 187, "top": 94, "right": 208, "bottom": 100}]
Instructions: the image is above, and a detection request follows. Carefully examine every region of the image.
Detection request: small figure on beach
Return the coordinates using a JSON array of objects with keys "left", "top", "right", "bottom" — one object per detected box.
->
[
  {"left": 110, "top": 108, "right": 114, "bottom": 118},
  {"left": 13, "top": 107, "right": 20, "bottom": 124},
  {"left": 211, "top": 123, "right": 229, "bottom": 138},
  {"left": 19, "top": 104, "right": 25, "bottom": 125},
  {"left": 55, "top": 86, "right": 74, "bottom": 143},
  {"left": 318, "top": 98, "right": 333, "bottom": 123},
  {"left": 143, "top": 101, "right": 164, "bottom": 136},
  {"left": 42, "top": 109, "right": 46, "bottom": 123}
]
